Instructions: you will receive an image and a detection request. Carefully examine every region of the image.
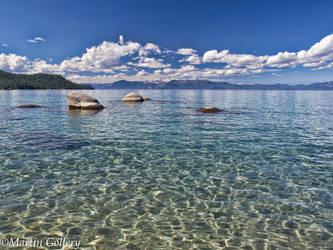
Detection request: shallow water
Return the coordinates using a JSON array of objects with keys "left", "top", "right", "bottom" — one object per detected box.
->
[{"left": 0, "top": 90, "right": 332, "bottom": 249}]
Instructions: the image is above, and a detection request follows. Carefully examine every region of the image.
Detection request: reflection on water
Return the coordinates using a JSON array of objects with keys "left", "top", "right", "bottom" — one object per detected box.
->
[
  {"left": 0, "top": 90, "right": 332, "bottom": 249},
  {"left": 68, "top": 109, "right": 102, "bottom": 116}
]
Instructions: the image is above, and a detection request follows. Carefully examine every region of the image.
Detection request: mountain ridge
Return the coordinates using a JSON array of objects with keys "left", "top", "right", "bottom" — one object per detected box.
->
[{"left": 85, "top": 79, "right": 333, "bottom": 90}]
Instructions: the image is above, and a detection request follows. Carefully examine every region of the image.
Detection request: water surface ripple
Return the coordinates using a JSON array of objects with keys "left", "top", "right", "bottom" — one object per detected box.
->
[{"left": 0, "top": 90, "right": 332, "bottom": 249}]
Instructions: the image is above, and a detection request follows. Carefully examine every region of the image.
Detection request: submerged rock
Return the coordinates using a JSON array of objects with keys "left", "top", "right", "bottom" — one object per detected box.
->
[
  {"left": 67, "top": 92, "right": 104, "bottom": 110},
  {"left": 197, "top": 107, "right": 222, "bottom": 113},
  {"left": 12, "top": 131, "right": 89, "bottom": 150},
  {"left": 121, "top": 93, "right": 144, "bottom": 102},
  {"left": 17, "top": 105, "right": 43, "bottom": 108}
]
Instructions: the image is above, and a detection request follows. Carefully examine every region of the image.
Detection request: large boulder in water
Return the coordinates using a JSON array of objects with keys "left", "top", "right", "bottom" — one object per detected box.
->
[
  {"left": 197, "top": 107, "right": 222, "bottom": 113},
  {"left": 67, "top": 92, "right": 104, "bottom": 110},
  {"left": 122, "top": 93, "right": 144, "bottom": 102}
]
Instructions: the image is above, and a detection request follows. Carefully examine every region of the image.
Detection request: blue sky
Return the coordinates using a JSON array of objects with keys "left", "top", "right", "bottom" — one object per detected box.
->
[{"left": 1, "top": 0, "right": 333, "bottom": 84}]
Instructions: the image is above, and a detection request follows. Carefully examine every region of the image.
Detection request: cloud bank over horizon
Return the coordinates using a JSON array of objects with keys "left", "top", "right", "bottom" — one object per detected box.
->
[{"left": 0, "top": 34, "right": 333, "bottom": 83}]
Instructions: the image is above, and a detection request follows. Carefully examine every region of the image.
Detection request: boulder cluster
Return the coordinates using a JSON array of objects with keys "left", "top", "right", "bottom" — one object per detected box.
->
[
  {"left": 17, "top": 92, "right": 224, "bottom": 115},
  {"left": 66, "top": 92, "right": 151, "bottom": 109}
]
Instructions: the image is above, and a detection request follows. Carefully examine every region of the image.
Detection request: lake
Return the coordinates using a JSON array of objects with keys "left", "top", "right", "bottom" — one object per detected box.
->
[{"left": 0, "top": 90, "right": 332, "bottom": 249}]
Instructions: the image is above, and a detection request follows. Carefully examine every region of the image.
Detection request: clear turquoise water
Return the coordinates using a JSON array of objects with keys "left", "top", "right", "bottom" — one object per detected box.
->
[{"left": 0, "top": 90, "right": 332, "bottom": 249}]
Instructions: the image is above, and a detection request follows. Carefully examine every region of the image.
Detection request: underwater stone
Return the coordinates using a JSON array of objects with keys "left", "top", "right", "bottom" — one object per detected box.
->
[
  {"left": 17, "top": 105, "right": 43, "bottom": 108},
  {"left": 197, "top": 107, "right": 222, "bottom": 113}
]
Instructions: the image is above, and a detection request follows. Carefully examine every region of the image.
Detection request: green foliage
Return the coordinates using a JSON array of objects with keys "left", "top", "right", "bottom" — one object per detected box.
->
[{"left": 0, "top": 70, "right": 93, "bottom": 90}]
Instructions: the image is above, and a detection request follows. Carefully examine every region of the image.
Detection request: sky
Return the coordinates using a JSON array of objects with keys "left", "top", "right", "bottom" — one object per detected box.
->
[{"left": 0, "top": 0, "right": 333, "bottom": 84}]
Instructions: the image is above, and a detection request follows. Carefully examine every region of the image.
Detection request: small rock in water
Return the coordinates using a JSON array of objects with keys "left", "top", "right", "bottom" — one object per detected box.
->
[
  {"left": 17, "top": 105, "right": 43, "bottom": 108},
  {"left": 143, "top": 97, "right": 151, "bottom": 101},
  {"left": 121, "top": 93, "right": 144, "bottom": 102},
  {"left": 67, "top": 92, "right": 104, "bottom": 110},
  {"left": 197, "top": 107, "right": 222, "bottom": 113}
]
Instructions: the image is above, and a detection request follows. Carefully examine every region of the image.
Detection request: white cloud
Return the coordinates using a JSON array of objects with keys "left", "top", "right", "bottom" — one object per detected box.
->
[
  {"left": 176, "top": 48, "right": 197, "bottom": 55},
  {"left": 35, "top": 37, "right": 45, "bottom": 42},
  {"left": 202, "top": 49, "right": 229, "bottom": 63},
  {"left": 30, "top": 59, "right": 60, "bottom": 73},
  {"left": 26, "top": 37, "right": 46, "bottom": 43},
  {"left": 119, "top": 35, "right": 124, "bottom": 45},
  {"left": 300, "top": 34, "right": 333, "bottom": 58},
  {"left": 266, "top": 52, "right": 297, "bottom": 67},
  {"left": 0, "top": 53, "right": 59, "bottom": 73},
  {"left": 59, "top": 39, "right": 162, "bottom": 73},
  {"left": 1, "top": 34, "right": 333, "bottom": 83},
  {"left": 0, "top": 53, "right": 31, "bottom": 72},
  {"left": 129, "top": 57, "right": 170, "bottom": 68},
  {"left": 60, "top": 40, "right": 141, "bottom": 72},
  {"left": 313, "top": 61, "right": 333, "bottom": 70},
  {"left": 202, "top": 33, "right": 333, "bottom": 71},
  {"left": 66, "top": 73, "right": 120, "bottom": 83},
  {"left": 177, "top": 48, "right": 201, "bottom": 65},
  {"left": 138, "top": 43, "right": 161, "bottom": 57},
  {"left": 162, "top": 49, "right": 174, "bottom": 54},
  {"left": 112, "top": 65, "right": 130, "bottom": 72},
  {"left": 202, "top": 49, "right": 266, "bottom": 69},
  {"left": 2, "top": 44, "right": 8, "bottom": 47},
  {"left": 179, "top": 54, "right": 201, "bottom": 64}
]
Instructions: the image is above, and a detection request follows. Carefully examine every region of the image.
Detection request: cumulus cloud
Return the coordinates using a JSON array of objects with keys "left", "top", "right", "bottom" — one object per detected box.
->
[
  {"left": 202, "top": 33, "right": 333, "bottom": 71},
  {"left": 60, "top": 40, "right": 141, "bottom": 72},
  {"left": 176, "top": 48, "right": 202, "bottom": 65},
  {"left": 265, "top": 34, "right": 333, "bottom": 69},
  {"left": 300, "top": 34, "right": 333, "bottom": 58},
  {"left": 202, "top": 50, "right": 229, "bottom": 63},
  {"left": 129, "top": 57, "right": 170, "bottom": 68},
  {"left": 0, "top": 53, "right": 31, "bottom": 72},
  {"left": 266, "top": 52, "right": 297, "bottom": 67},
  {"left": 65, "top": 64, "right": 275, "bottom": 83},
  {"left": 26, "top": 37, "right": 46, "bottom": 43},
  {"left": 0, "top": 53, "right": 59, "bottom": 73},
  {"left": 2, "top": 44, "right": 8, "bottom": 47},
  {"left": 112, "top": 65, "right": 130, "bottom": 72},
  {"left": 179, "top": 53, "right": 201, "bottom": 65},
  {"left": 202, "top": 49, "right": 266, "bottom": 69},
  {"left": 316, "top": 61, "right": 333, "bottom": 70},
  {"left": 1, "top": 34, "right": 333, "bottom": 83},
  {"left": 59, "top": 39, "right": 163, "bottom": 73},
  {"left": 138, "top": 43, "right": 161, "bottom": 57},
  {"left": 176, "top": 48, "right": 197, "bottom": 55}
]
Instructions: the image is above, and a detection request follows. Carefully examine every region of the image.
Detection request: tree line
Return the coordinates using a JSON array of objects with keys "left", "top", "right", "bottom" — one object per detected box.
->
[{"left": 0, "top": 70, "right": 93, "bottom": 90}]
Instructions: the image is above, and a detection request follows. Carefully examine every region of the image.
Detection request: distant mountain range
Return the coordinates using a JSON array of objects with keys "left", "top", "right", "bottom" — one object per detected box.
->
[
  {"left": 86, "top": 79, "right": 333, "bottom": 90},
  {"left": 0, "top": 70, "right": 93, "bottom": 90},
  {"left": 1, "top": 69, "right": 332, "bottom": 90}
]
